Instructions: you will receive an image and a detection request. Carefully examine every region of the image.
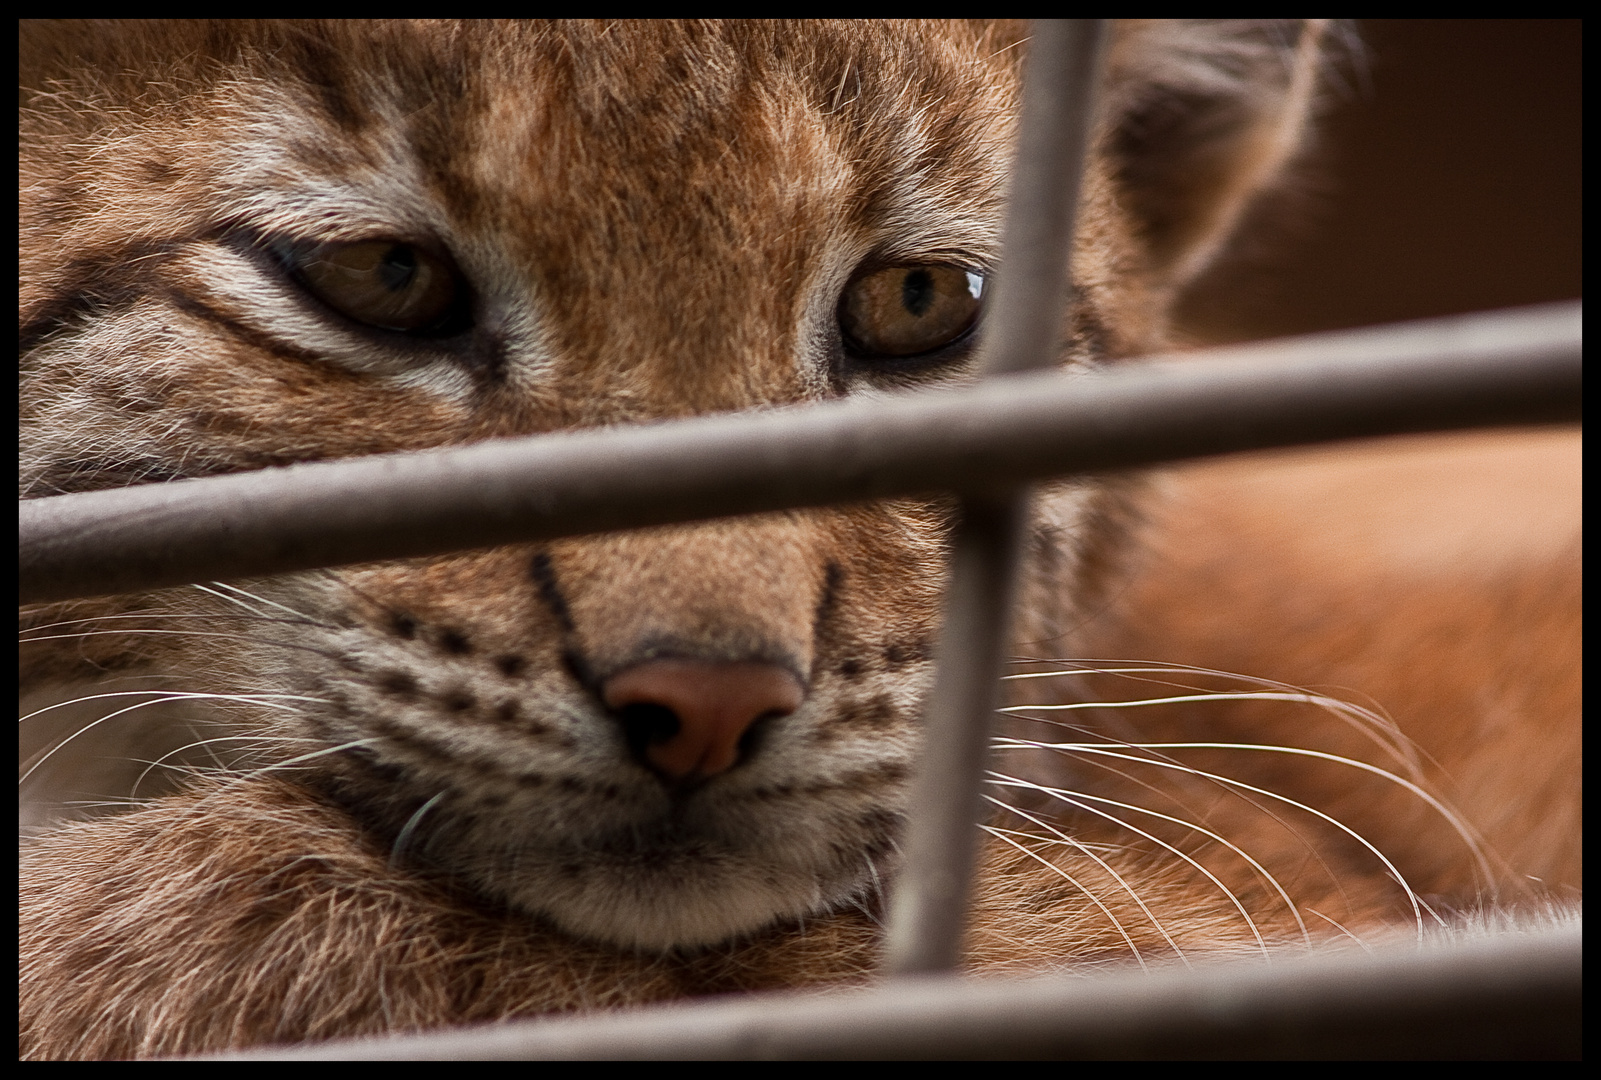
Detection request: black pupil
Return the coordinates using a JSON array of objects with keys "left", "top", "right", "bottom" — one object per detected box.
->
[
  {"left": 377, "top": 246, "right": 418, "bottom": 292},
  {"left": 901, "top": 268, "right": 934, "bottom": 317}
]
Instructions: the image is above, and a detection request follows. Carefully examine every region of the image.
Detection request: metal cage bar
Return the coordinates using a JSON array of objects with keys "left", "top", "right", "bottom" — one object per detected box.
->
[
  {"left": 212, "top": 920, "right": 1580, "bottom": 1060},
  {"left": 883, "top": 16, "right": 1108, "bottom": 977},
  {"left": 17, "top": 302, "right": 1581, "bottom": 606}
]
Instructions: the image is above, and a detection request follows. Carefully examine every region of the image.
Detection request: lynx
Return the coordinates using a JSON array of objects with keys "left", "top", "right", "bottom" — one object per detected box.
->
[{"left": 19, "top": 20, "right": 1579, "bottom": 1059}]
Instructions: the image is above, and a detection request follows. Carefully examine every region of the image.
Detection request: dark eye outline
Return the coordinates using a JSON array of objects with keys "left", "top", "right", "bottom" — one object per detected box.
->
[
  {"left": 274, "top": 237, "right": 475, "bottom": 339},
  {"left": 836, "top": 262, "right": 987, "bottom": 368}
]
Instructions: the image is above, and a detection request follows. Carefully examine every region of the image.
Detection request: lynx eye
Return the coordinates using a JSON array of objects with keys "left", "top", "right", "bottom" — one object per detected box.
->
[
  {"left": 286, "top": 240, "right": 465, "bottom": 334},
  {"left": 839, "top": 265, "right": 984, "bottom": 359}
]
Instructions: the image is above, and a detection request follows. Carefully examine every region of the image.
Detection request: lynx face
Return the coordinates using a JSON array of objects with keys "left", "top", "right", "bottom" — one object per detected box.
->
[{"left": 20, "top": 21, "right": 1325, "bottom": 950}]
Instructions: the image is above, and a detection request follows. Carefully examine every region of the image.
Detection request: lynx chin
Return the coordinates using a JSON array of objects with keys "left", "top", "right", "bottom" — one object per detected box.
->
[{"left": 20, "top": 19, "right": 1579, "bottom": 1059}]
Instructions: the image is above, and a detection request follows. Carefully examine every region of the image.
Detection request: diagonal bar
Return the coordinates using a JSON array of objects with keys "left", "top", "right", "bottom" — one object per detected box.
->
[{"left": 882, "top": 18, "right": 1109, "bottom": 976}]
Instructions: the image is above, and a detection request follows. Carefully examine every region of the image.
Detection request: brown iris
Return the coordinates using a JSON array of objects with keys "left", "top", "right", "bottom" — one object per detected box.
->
[
  {"left": 288, "top": 240, "right": 463, "bottom": 333},
  {"left": 839, "top": 265, "right": 984, "bottom": 358}
]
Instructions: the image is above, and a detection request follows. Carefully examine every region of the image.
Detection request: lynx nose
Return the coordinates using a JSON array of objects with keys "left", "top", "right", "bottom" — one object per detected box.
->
[{"left": 602, "top": 659, "right": 805, "bottom": 781}]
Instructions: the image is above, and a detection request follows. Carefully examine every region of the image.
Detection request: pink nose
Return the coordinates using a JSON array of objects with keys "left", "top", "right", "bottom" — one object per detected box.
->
[{"left": 602, "top": 659, "right": 805, "bottom": 781}]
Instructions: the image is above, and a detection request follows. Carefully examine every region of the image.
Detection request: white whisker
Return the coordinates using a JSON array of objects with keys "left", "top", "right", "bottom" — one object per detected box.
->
[
  {"left": 987, "top": 783, "right": 1271, "bottom": 961},
  {"left": 1005, "top": 691, "right": 1418, "bottom": 777},
  {"left": 979, "top": 821, "right": 1152, "bottom": 971},
  {"left": 983, "top": 794, "right": 1198, "bottom": 963},
  {"left": 22, "top": 612, "right": 292, "bottom": 633},
  {"left": 17, "top": 627, "right": 344, "bottom": 659},
  {"left": 193, "top": 581, "right": 326, "bottom": 624},
  {"left": 391, "top": 791, "right": 448, "bottom": 867},
  {"left": 19, "top": 691, "right": 325, "bottom": 788},
  {"left": 1302, "top": 907, "right": 1374, "bottom": 952},
  {"left": 1028, "top": 737, "right": 1490, "bottom": 891},
  {"left": 233, "top": 737, "right": 386, "bottom": 779},
  {"left": 1003, "top": 658, "right": 1421, "bottom": 772},
  {"left": 988, "top": 769, "right": 1313, "bottom": 947},
  {"left": 1002, "top": 738, "right": 1441, "bottom": 936},
  {"left": 131, "top": 734, "right": 327, "bottom": 797}
]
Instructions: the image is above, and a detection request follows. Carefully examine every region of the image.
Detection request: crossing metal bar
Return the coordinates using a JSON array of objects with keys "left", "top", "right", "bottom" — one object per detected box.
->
[
  {"left": 18, "top": 302, "right": 1581, "bottom": 607},
  {"left": 883, "top": 17, "right": 1107, "bottom": 977},
  {"left": 209, "top": 920, "right": 1581, "bottom": 1060}
]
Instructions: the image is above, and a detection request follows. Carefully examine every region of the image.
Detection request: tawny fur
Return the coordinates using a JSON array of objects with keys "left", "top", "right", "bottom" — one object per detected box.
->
[{"left": 19, "top": 20, "right": 1579, "bottom": 1059}]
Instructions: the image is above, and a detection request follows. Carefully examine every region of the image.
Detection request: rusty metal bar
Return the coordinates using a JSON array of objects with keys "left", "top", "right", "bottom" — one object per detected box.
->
[
  {"left": 207, "top": 919, "right": 1580, "bottom": 1060},
  {"left": 18, "top": 301, "right": 1582, "bottom": 606},
  {"left": 882, "top": 18, "right": 1108, "bottom": 976}
]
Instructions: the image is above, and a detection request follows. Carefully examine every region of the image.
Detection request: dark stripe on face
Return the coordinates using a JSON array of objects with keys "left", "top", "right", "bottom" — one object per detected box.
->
[
  {"left": 20, "top": 237, "right": 330, "bottom": 376},
  {"left": 18, "top": 240, "right": 182, "bottom": 357},
  {"left": 161, "top": 287, "right": 336, "bottom": 370},
  {"left": 529, "top": 550, "right": 577, "bottom": 635},
  {"left": 277, "top": 31, "right": 375, "bottom": 136}
]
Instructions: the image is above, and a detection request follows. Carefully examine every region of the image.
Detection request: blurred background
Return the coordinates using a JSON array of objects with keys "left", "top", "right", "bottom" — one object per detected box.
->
[
  {"left": 1145, "top": 17, "right": 1581, "bottom": 704},
  {"left": 1175, "top": 18, "right": 1581, "bottom": 345}
]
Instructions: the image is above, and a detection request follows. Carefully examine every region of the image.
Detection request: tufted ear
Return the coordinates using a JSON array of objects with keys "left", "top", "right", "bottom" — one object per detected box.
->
[{"left": 1101, "top": 20, "right": 1342, "bottom": 288}]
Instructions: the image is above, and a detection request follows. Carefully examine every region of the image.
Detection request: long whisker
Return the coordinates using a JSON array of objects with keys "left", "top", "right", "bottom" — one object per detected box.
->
[
  {"left": 192, "top": 581, "right": 326, "bottom": 623},
  {"left": 995, "top": 720, "right": 1371, "bottom": 911},
  {"left": 16, "top": 628, "right": 347, "bottom": 663},
  {"left": 19, "top": 691, "right": 326, "bottom": 788},
  {"left": 161, "top": 737, "right": 388, "bottom": 828},
  {"left": 1002, "top": 687, "right": 1417, "bottom": 776},
  {"left": 999, "top": 657, "right": 1496, "bottom": 893},
  {"left": 988, "top": 782, "right": 1271, "bottom": 960},
  {"left": 130, "top": 734, "right": 328, "bottom": 798},
  {"left": 1302, "top": 907, "right": 1374, "bottom": 952},
  {"left": 1004, "top": 658, "right": 1423, "bottom": 773},
  {"left": 1007, "top": 739, "right": 1440, "bottom": 936},
  {"left": 20, "top": 612, "right": 321, "bottom": 635},
  {"left": 988, "top": 767, "right": 1313, "bottom": 947},
  {"left": 390, "top": 791, "right": 448, "bottom": 867},
  {"left": 859, "top": 856, "right": 887, "bottom": 924},
  {"left": 230, "top": 737, "right": 386, "bottom": 779},
  {"left": 1062, "top": 738, "right": 1489, "bottom": 890},
  {"left": 978, "top": 821, "right": 1152, "bottom": 971},
  {"left": 983, "top": 793, "right": 1200, "bottom": 963}
]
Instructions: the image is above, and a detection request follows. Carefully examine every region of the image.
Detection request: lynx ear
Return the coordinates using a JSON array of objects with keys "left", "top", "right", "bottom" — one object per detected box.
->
[{"left": 1101, "top": 20, "right": 1338, "bottom": 287}]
